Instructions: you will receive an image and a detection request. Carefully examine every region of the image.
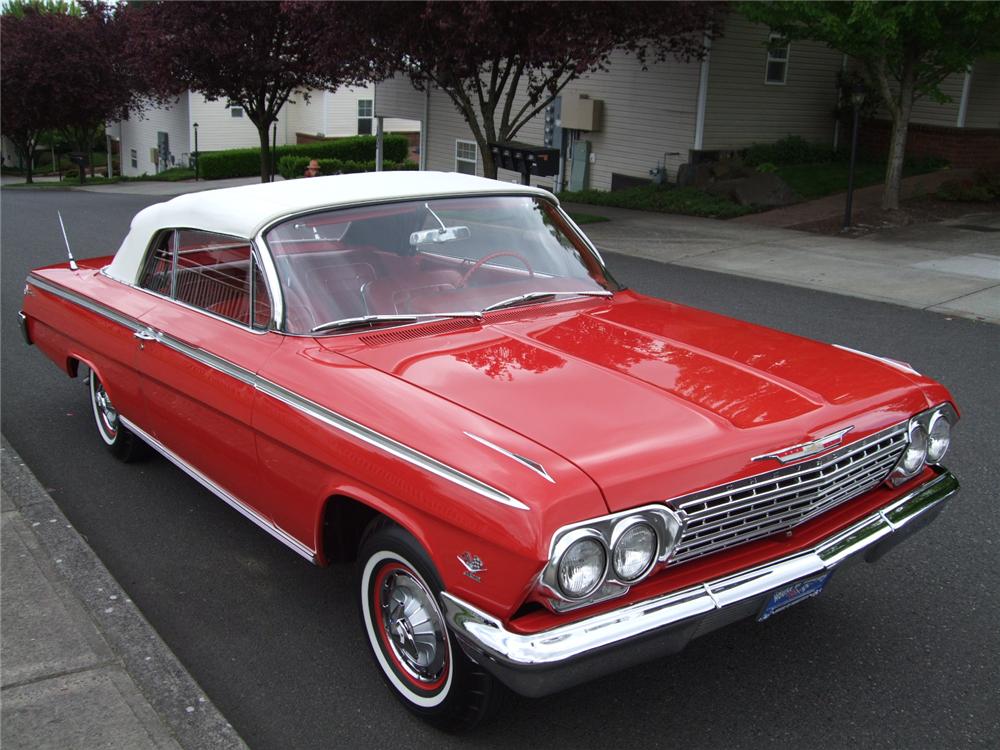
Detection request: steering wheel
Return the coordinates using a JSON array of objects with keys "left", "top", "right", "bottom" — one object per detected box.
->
[{"left": 457, "top": 251, "right": 535, "bottom": 288}]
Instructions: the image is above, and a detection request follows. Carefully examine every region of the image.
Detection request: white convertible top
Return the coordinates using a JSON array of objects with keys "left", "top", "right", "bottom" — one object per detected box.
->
[{"left": 105, "top": 171, "right": 555, "bottom": 283}]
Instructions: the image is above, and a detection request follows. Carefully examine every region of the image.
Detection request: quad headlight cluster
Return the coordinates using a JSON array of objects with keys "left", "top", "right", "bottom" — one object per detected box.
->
[
  {"left": 540, "top": 507, "right": 685, "bottom": 609},
  {"left": 889, "top": 403, "right": 957, "bottom": 486}
]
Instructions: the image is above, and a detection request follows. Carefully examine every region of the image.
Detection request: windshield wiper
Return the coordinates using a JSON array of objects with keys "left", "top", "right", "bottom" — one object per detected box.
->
[
  {"left": 311, "top": 312, "right": 483, "bottom": 334},
  {"left": 481, "top": 290, "right": 613, "bottom": 314}
]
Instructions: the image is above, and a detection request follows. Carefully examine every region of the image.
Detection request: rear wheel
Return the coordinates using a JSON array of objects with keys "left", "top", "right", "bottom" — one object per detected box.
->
[
  {"left": 89, "top": 369, "right": 147, "bottom": 462},
  {"left": 358, "top": 520, "right": 505, "bottom": 732}
]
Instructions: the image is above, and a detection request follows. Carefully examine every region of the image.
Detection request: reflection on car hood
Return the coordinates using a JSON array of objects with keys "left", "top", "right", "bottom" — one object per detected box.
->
[{"left": 329, "top": 292, "right": 935, "bottom": 511}]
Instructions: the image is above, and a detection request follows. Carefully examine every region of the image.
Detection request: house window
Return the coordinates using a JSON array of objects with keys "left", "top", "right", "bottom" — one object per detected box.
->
[
  {"left": 456, "top": 140, "right": 477, "bottom": 175},
  {"left": 357, "top": 99, "right": 373, "bottom": 135},
  {"left": 130, "top": 149, "right": 137, "bottom": 169},
  {"left": 765, "top": 33, "right": 790, "bottom": 85},
  {"left": 229, "top": 105, "right": 244, "bottom": 118}
]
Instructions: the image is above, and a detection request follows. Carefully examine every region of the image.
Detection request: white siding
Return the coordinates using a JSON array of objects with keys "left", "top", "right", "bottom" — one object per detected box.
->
[
  {"left": 702, "top": 14, "right": 843, "bottom": 149},
  {"left": 387, "top": 50, "right": 700, "bottom": 190},
  {"left": 187, "top": 93, "right": 293, "bottom": 151},
  {"left": 966, "top": 60, "right": 1000, "bottom": 129},
  {"left": 909, "top": 71, "right": 966, "bottom": 127},
  {"left": 115, "top": 96, "right": 190, "bottom": 177}
]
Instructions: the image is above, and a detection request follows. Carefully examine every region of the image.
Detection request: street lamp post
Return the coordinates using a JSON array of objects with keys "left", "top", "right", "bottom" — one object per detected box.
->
[
  {"left": 843, "top": 83, "right": 866, "bottom": 230},
  {"left": 193, "top": 123, "right": 199, "bottom": 181}
]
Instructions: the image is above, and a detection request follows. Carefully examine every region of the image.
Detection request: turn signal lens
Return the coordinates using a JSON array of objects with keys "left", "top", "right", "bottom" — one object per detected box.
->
[
  {"left": 558, "top": 538, "right": 607, "bottom": 598},
  {"left": 612, "top": 523, "right": 657, "bottom": 582},
  {"left": 926, "top": 413, "right": 951, "bottom": 464}
]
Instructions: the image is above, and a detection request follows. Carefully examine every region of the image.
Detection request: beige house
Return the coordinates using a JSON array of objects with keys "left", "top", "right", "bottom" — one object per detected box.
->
[{"left": 375, "top": 13, "right": 999, "bottom": 191}]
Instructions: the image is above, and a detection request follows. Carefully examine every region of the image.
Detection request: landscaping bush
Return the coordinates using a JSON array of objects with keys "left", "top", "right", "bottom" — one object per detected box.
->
[
  {"left": 558, "top": 185, "right": 757, "bottom": 219},
  {"left": 744, "top": 135, "right": 840, "bottom": 167},
  {"left": 937, "top": 164, "right": 1000, "bottom": 202},
  {"left": 277, "top": 156, "right": 418, "bottom": 180},
  {"left": 197, "top": 134, "right": 410, "bottom": 180}
]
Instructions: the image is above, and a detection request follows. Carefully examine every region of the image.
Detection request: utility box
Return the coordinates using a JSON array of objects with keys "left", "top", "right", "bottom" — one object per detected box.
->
[{"left": 560, "top": 95, "right": 603, "bottom": 132}]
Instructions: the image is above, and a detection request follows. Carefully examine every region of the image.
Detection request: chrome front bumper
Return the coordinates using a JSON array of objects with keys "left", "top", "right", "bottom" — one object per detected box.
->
[{"left": 441, "top": 469, "right": 959, "bottom": 698}]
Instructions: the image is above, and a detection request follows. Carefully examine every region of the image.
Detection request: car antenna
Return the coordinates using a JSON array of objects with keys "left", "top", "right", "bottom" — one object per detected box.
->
[{"left": 57, "top": 211, "right": 79, "bottom": 271}]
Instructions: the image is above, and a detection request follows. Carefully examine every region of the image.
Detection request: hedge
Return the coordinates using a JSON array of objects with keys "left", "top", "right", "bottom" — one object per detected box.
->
[
  {"left": 277, "top": 156, "right": 418, "bottom": 180},
  {"left": 197, "top": 134, "right": 410, "bottom": 180}
]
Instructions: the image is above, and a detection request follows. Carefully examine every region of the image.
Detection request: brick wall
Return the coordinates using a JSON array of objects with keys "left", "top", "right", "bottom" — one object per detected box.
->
[{"left": 859, "top": 119, "right": 1000, "bottom": 168}]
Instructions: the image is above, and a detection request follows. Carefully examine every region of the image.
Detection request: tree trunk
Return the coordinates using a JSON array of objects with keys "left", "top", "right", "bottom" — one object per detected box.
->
[
  {"left": 481, "top": 138, "right": 498, "bottom": 180},
  {"left": 881, "top": 66, "right": 916, "bottom": 211},
  {"left": 257, "top": 122, "right": 272, "bottom": 183}
]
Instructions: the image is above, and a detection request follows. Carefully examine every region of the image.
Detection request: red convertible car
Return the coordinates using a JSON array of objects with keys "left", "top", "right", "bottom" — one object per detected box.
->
[{"left": 20, "top": 172, "right": 959, "bottom": 730}]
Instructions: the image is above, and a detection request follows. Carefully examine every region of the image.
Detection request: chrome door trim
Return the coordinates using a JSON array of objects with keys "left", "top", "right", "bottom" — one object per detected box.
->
[
  {"left": 29, "top": 275, "right": 528, "bottom": 512},
  {"left": 120, "top": 416, "right": 316, "bottom": 562},
  {"left": 255, "top": 378, "right": 529, "bottom": 510}
]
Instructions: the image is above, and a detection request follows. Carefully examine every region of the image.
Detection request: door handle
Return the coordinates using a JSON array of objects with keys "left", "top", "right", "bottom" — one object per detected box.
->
[{"left": 134, "top": 329, "right": 157, "bottom": 342}]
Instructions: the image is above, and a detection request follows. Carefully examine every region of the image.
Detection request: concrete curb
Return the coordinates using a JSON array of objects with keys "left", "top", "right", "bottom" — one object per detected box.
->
[{"left": 1, "top": 436, "right": 247, "bottom": 750}]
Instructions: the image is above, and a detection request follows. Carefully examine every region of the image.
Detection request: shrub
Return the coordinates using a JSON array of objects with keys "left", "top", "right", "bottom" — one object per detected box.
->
[
  {"left": 937, "top": 173, "right": 1000, "bottom": 202},
  {"left": 277, "top": 156, "right": 418, "bottom": 180},
  {"left": 558, "top": 184, "right": 756, "bottom": 219},
  {"left": 197, "top": 134, "right": 410, "bottom": 180},
  {"left": 744, "top": 136, "right": 839, "bottom": 167}
]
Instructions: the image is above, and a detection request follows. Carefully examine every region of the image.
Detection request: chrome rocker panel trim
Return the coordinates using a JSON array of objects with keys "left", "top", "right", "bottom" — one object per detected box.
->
[{"left": 441, "top": 469, "right": 959, "bottom": 698}]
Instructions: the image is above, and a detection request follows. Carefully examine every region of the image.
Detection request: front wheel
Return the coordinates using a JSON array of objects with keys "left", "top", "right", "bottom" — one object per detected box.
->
[
  {"left": 89, "top": 369, "right": 147, "bottom": 462},
  {"left": 358, "top": 520, "right": 504, "bottom": 732}
]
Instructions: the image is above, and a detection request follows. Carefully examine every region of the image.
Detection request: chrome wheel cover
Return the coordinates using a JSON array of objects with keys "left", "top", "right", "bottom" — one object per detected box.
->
[
  {"left": 379, "top": 568, "right": 447, "bottom": 683},
  {"left": 92, "top": 378, "right": 119, "bottom": 440}
]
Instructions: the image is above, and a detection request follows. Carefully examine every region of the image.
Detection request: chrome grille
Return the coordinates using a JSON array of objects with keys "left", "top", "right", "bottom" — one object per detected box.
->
[{"left": 670, "top": 423, "right": 908, "bottom": 564}]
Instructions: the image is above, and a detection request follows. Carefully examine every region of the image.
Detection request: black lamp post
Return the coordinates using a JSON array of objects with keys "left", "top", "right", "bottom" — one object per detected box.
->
[
  {"left": 193, "top": 122, "right": 199, "bottom": 181},
  {"left": 843, "top": 83, "right": 866, "bottom": 230}
]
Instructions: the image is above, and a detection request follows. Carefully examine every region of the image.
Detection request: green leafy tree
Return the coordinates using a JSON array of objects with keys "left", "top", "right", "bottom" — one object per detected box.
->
[{"left": 741, "top": 1, "right": 1000, "bottom": 210}]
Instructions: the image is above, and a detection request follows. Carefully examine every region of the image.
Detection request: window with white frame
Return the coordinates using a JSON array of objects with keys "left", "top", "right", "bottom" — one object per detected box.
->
[
  {"left": 765, "top": 33, "right": 790, "bottom": 84},
  {"left": 357, "top": 99, "right": 373, "bottom": 135},
  {"left": 456, "top": 140, "right": 477, "bottom": 175},
  {"left": 130, "top": 148, "right": 137, "bottom": 169}
]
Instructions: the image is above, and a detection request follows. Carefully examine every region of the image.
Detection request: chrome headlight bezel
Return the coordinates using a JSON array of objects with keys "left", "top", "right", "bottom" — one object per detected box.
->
[
  {"left": 539, "top": 505, "right": 685, "bottom": 610},
  {"left": 888, "top": 403, "right": 957, "bottom": 486},
  {"left": 925, "top": 410, "right": 952, "bottom": 464}
]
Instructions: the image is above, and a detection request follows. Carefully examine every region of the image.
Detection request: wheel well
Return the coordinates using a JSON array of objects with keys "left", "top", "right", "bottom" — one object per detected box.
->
[
  {"left": 321, "top": 495, "right": 381, "bottom": 564},
  {"left": 66, "top": 356, "right": 81, "bottom": 378}
]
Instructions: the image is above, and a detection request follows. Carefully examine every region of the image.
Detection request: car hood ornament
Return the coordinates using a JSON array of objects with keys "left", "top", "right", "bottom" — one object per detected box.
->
[{"left": 752, "top": 426, "right": 854, "bottom": 464}]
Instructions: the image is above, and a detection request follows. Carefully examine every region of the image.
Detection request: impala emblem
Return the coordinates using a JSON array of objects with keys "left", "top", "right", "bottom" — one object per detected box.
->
[
  {"left": 457, "top": 552, "right": 487, "bottom": 582},
  {"left": 752, "top": 427, "right": 854, "bottom": 464}
]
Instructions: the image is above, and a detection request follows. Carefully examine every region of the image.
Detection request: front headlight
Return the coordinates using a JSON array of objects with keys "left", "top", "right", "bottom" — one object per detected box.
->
[
  {"left": 557, "top": 533, "right": 607, "bottom": 599},
  {"left": 899, "top": 422, "right": 928, "bottom": 475},
  {"left": 612, "top": 521, "right": 657, "bottom": 582},
  {"left": 926, "top": 411, "right": 951, "bottom": 464}
]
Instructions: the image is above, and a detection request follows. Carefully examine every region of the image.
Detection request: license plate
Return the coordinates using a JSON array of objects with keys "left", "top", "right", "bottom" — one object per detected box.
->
[{"left": 758, "top": 572, "right": 832, "bottom": 621}]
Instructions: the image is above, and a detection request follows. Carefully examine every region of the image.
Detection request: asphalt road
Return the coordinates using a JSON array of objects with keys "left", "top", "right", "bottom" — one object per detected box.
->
[{"left": 3, "top": 188, "right": 998, "bottom": 749}]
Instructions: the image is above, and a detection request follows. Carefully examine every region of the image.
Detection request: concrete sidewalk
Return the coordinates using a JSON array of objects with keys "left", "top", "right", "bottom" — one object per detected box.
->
[
  {"left": 567, "top": 202, "right": 1000, "bottom": 324},
  {"left": 1, "top": 438, "right": 246, "bottom": 750}
]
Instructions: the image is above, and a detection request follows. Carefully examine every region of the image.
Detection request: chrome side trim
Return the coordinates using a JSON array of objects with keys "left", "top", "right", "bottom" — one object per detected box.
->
[
  {"left": 30, "top": 274, "right": 528, "bottom": 512},
  {"left": 463, "top": 432, "right": 555, "bottom": 483},
  {"left": 834, "top": 344, "right": 920, "bottom": 375},
  {"left": 29, "top": 275, "right": 143, "bottom": 333},
  {"left": 442, "top": 470, "right": 958, "bottom": 674},
  {"left": 119, "top": 416, "right": 316, "bottom": 562},
  {"left": 255, "top": 379, "right": 529, "bottom": 511}
]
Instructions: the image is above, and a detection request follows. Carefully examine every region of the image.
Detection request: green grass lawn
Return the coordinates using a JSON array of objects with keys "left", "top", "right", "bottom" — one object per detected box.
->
[
  {"left": 775, "top": 159, "right": 946, "bottom": 201},
  {"left": 559, "top": 185, "right": 757, "bottom": 219},
  {"left": 567, "top": 211, "right": 610, "bottom": 224}
]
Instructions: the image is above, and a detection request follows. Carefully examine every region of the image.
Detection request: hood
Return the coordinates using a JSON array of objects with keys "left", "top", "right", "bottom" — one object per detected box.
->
[{"left": 328, "top": 292, "right": 933, "bottom": 511}]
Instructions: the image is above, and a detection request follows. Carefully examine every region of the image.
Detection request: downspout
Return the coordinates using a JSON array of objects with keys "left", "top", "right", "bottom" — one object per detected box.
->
[
  {"left": 323, "top": 89, "right": 331, "bottom": 137},
  {"left": 693, "top": 33, "right": 712, "bottom": 152},
  {"left": 421, "top": 82, "right": 430, "bottom": 171},
  {"left": 956, "top": 66, "right": 973, "bottom": 128}
]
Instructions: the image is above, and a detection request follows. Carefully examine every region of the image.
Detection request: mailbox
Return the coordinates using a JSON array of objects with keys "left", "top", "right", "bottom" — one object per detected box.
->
[
  {"left": 68, "top": 152, "right": 89, "bottom": 167},
  {"left": 489, "top": 141, "right": 560, "bottom": 185}
]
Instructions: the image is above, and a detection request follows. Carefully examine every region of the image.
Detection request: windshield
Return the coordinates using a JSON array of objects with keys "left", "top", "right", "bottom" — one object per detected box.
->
[{"left": 264, "top": 195, "right": 615, "bottom": 334}]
